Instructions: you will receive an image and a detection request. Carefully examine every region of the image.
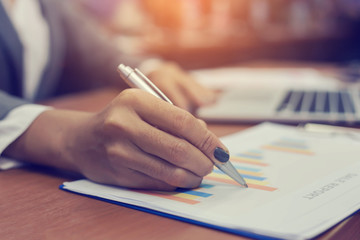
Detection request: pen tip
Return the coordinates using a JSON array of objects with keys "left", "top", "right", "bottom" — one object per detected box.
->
[{"left": 244, "top": 183, "right": 248, "bottom": 188}]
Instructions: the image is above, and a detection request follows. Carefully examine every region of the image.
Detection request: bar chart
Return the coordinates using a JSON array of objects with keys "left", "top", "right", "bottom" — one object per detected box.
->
[
  {"left": 137, "top": 137, "right": 316, "bottom": 204},
  {"left": 206, "top": 149, "right": 278, "bottom": 192},
  {"left": 262, "top": 138, "right": 314, "bottom": 155},
  {"left": 136, "top": 184, "right": 215, "bottom": 205}
]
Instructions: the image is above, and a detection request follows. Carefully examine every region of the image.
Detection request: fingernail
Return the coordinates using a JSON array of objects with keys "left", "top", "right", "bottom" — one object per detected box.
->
[{"left": 214, "top": 147, "right": 229, "bottom": 163}]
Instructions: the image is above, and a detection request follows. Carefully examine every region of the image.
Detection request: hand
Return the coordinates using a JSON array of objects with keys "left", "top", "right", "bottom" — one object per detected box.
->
[
  {"left": 4, "top": 89, "right": 227, "bottom": 190},
  {"left": 147, "top": 62, "right": 217, "bottom": 112}
]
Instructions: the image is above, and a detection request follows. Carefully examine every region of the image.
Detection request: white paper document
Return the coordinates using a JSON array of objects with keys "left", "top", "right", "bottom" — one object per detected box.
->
[{"left": 61, "top": 123, "right": 360, "bottom": 240}]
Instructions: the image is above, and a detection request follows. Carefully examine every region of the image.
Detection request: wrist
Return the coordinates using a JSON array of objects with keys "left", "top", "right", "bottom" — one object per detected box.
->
[{"left": 3, "top": 109, "right": 92, "bottom": 173}]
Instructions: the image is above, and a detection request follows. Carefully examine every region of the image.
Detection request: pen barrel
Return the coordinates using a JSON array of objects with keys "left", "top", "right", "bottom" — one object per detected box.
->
[
  {"left": 216, "top": 161, "right": 247, "bottom": 186},
  {"left": 118, "top": 64, "right": 172, "bottom": 103},
  {"left": 126, "top": 72, "right": 163, "bottom": 99}
]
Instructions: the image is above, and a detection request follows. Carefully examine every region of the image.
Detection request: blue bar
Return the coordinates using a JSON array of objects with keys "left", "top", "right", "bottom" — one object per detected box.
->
[
  {"left": 242, "top": 174, "right": 266, "bottom": 181},
  {"left": 272, "top": 143, "right": 308, "bottom": 149},
  {"left": 226, "top": 165, "right": 262, "bottom": 172},
  {"left": 212, "top": 169, "right": 224, "bottom": 174},
  {"left": 213, "top": 169, "right": 266, "bottom": 181},
  {"left": 236, "top": 166, "right": 262, "bottom": 172},
  {"left": 200, "top": 183, "right": 214, "bottom": 189},
  {"left": 175, "top": 189, "right": 213, "bottom": 197}
]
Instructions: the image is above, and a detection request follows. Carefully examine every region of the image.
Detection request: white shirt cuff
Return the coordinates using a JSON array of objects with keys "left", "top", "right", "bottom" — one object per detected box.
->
[{"left": 0, "top": 104, "right": 51, "bottom": 170}]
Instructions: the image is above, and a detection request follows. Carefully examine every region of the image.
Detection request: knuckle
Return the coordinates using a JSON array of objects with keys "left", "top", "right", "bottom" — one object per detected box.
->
[
  {"left": 147, "top": 128, "right": 162, "bottom": 145},
  {"left": 172, "top": 110, "right": 193, "bottom": 132},
  {"left": 102, "top": 110, "right": 119, "bottom": 131},
  {"left": 169, "top": 169, "right": 188, "bottom": 187},
  {"left": 151, "top": 97, "right": 165, "bottom": 112},
  {"left": 167, "top": 169, "right": 202, "bottom": 188},
  {"left": 197, "top": 119, "right": 207, "bottom": 128},
  {"left": 102, "top": 110, "right": 125, "bottom": 132},
  {"left": 106, "top": 144, "right": 129, "bottom": 165},
  {"left": 106, "top": 145, "right": 118, "bottom": 160},
  {"left": 101, "top": 109, "right": 136, "bottom": 139},
  {"left": 106, "top": 148, "right": 121, "bottom": 165},
  {"left": 169, "top": 140, "right": 189, "bottom": 165},
  {"left": 199, "top": 131, "right": 217, "bottom": 154},
  {"left": 155, "top": 165, "right": 174, "bottom": 184},
  {"left": 200, "top": 162, "right": 214, "bottom": 176},
  {"left": 117, "top": 89, "right": 142, "bottom": 106}
]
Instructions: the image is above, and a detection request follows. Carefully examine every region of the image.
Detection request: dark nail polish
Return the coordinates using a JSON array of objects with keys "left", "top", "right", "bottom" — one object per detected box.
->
[{"left": 214, "top": 147, "right": 229, "bottom": 163}]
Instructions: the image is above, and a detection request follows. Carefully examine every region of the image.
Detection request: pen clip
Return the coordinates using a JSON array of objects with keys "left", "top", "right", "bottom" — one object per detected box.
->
[{"left": 134, "top": 68, "right": 173, "bottom": 105}]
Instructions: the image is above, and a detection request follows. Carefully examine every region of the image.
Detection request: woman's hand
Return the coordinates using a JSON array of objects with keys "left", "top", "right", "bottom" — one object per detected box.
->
[
  {"left": 4, "top": 89, "right": 227, "bottom": 190},
  {"left": 147, "top": 62, "right": 217, "bottom": 112}
]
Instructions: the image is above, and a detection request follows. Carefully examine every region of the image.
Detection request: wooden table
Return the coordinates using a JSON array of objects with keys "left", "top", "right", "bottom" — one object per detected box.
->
[{"left": 1, "top": 88, "right": 359, "bottom": 240}]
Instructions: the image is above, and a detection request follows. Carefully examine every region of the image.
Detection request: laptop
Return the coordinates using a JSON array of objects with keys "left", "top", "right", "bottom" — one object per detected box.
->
[{"left": 194, "top": 67, "right": 360, "bottom": 125}]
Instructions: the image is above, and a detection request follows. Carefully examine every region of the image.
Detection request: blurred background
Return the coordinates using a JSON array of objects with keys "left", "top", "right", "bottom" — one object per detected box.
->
[{"left": 80, "top": 0, "right": 360, "bottom": 69}]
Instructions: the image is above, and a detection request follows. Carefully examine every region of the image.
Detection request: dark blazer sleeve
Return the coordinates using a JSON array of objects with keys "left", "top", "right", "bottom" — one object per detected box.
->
[
  {"left": 0, "top": 90, "right": 29, "bottom": 120},
  {"left": 0, "top": 0, "right": 149, "bottom": 118},
  {"left": 0, "top": 3, "right": 29, "bottom": 120}
]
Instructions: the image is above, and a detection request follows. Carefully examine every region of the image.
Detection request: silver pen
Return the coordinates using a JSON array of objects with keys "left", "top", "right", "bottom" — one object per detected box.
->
[{"left": 117, "top": 64, "right": 248, "bottom": 188}]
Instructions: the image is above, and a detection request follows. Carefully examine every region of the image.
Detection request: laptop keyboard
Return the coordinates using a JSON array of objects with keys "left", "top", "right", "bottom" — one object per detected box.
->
[{"left": 276, "top": 90, "right": 357, "bottom": 114}]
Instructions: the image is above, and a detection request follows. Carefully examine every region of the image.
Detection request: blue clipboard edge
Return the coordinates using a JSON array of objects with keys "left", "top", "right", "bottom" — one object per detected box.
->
[{"left": 59, "top": 184, "right": 281, "bottom": 240}]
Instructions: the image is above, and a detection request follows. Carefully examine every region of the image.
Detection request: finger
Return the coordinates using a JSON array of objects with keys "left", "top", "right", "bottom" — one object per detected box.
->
[
  {"left": 177, "top": 74, "right": 217, "bottom": 107},
  {"left": 132, "top": 96, "right": 229, "bottom": 165},
  {"left": 197, "top": 119, "right": 207, "bottom": 128},
  {"left": 107, "top": 140, "right": 203, "bottom": 189},
  {"left": 110, "top": 168, "right": 177, "bottom": 190},
  {"left": 129, "top": 120, "right": 213, "bottom": 177},
  {"left": 158, "top": 80, "right": 191, "bottom": 110},
  {"left": 78, "top": 154, "right": 176, "bottom": 190}
]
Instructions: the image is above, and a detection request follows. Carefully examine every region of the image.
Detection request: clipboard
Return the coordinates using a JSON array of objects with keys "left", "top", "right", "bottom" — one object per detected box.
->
[{"left": 60, "top": 123, "right": 360, "bottom": 239}]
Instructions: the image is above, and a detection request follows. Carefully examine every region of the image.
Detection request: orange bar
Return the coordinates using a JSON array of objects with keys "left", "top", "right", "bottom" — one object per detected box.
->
[
  {"left": 135, "top": 191, "right": 200, "bottom": 205},
  {"left": 262, "top": 145, "right": 314, "bottom": 155},
  {"left": 205, "top": 176, "right": 277, "bottom": 192},
  {"left": 230, "top": 157, "right": 268, "bottom": 166},
  {"left": 247, "top": 183, "right": 278, "bottom": 192}
]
